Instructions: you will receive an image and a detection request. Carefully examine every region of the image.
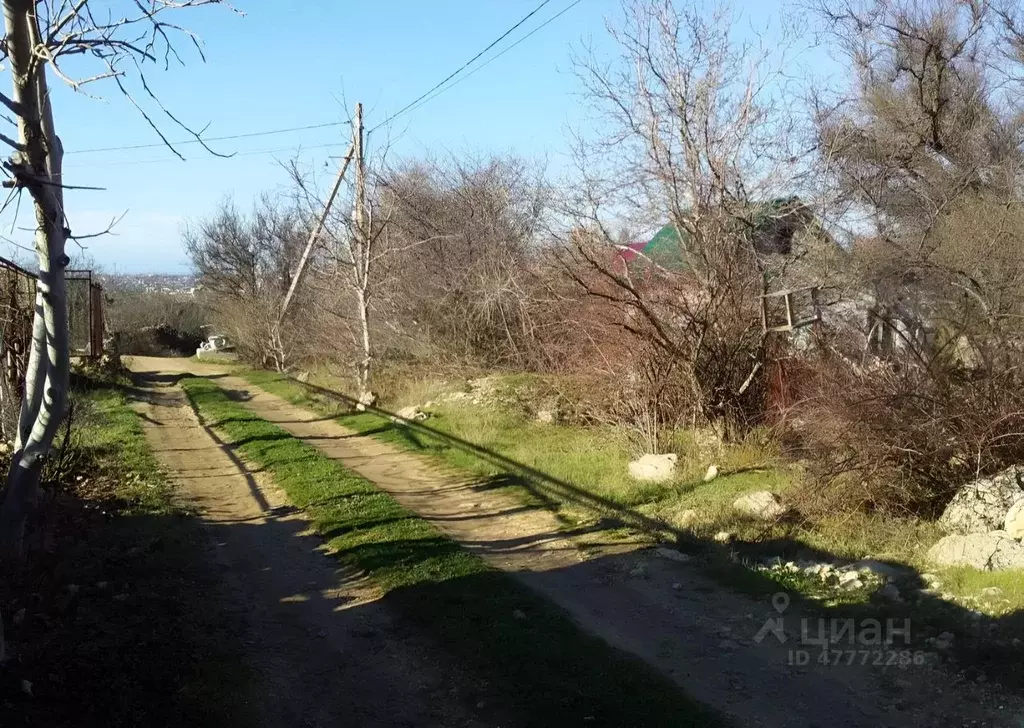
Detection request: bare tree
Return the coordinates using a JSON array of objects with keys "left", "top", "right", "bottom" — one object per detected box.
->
[
  {"left": 785, "top": 0, "right": 1024, "bottom": 514},
  {"left": 0, "top": 0, "right": 230, "bottom": 555},
  {"left": 562, "top": 0, "right": 816, "bottom": 436},
  {"left": 813, "top": 0, "right": 1024, "bottom": 369},
  {"left": 377, "top": 153, "right": 550, "bottom": 368},
  {"left": 286, "top": 107, "right": 406, "bottom": 395},
  {"left": 185, "top": 196, "right": 310, "bottom": 370}
]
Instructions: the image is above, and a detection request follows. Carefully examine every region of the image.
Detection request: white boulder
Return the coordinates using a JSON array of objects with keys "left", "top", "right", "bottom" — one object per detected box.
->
[
  {"left": 927, "top": 531, "right": 1024, "bottom": 571},
  {"left": 732, "top": 491, "right": 787, "bottom": 521},
  {"left": 355, "top": 390, "right": 378, "bottom": 412},
  {"left": 393, "top": 405, "right": 429, "bottom": 423},
  {"left": 939, "top": 467, "right": 1024, "bottom": 534},
  {"left": 1004, "top": 497, "right": 1024, "bottom": 540},
  {"left": 628, "top": 453, "right": 678, "bottom": 483},
  {"left": 703, "top": 464, "right": 719, "bottom": 482}
]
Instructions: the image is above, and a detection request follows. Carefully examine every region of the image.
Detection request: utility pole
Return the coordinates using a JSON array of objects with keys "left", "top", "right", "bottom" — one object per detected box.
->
[
  {"left": 278, "top": 139, "right": 355, "bottom": 324},
  {"left": 351, "top": 102, "right": 373, "bottom": 395},
  {"left": 353, "top": 102, "right": 366, "bottom": 246}
]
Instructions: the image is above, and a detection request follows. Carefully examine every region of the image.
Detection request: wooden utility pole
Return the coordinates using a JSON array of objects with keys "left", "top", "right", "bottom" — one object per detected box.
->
[
  {"left": 278, "top": 140, "right": 355, "bottom": 324},
  {"left": 351, "top": 102, "right": 373, "bottom": 394},
  {"left": 353, "top": 102, "right": 366, "bottom": 244}
]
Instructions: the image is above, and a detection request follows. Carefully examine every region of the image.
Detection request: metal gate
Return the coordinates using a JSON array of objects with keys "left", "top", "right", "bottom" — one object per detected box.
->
[{"left": 66, "top": 269, "right": 105, "bottom": 358}]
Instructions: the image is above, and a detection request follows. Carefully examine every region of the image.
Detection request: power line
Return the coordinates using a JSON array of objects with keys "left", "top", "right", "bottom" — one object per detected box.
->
[
  {"left": 393, "top": 0, "right": 583, "bottom": 124},
  {"left": 68, "top": 0, "right": 580, "bottom": 165},
  {"left": 65, "top": 120, "right": 350, "bottom": 156},
  {"left": 369, "top": 0, "right": 556, "bottom": 132},
  {"left": 64, "top": 141, "right": 346, "bottom": 169}
]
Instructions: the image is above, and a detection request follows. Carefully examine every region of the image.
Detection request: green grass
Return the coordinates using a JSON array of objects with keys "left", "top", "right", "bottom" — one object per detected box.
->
[
  {"left": 241, "top": 368, "right": 794, "bottom": 526},
  {"left": 6, "top": 372, "right": 255, "bottom": 727},
  {"left": 181, "top": 374, "right": 719, "bottom": 728},
  {"left": 71, "top": 376, "right": 182, "bottom": 515},
  {"left": 237, "top": 367, "right": 1024, "bottom": 622}
]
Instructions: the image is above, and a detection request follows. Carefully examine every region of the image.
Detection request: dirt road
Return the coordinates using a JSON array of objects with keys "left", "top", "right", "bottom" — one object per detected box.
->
[
  {"left": 127, "top": 366, "right": 493, "bottom": 728},
  {"left": 128, "top": 356, "right": 1022, "bottom": 728}
]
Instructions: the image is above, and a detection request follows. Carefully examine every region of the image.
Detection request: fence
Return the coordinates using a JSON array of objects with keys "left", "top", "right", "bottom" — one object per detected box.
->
[
  {"left": 0, "top": 259, "right": 104, "bottom": 439},
  {"left": 66, "top": 269, "right": 105, "bottom": 358},
  {"left": 0, "top": 259, "right": 105, "bottom": 390},
  {"left": 0, "top": 257, "right": 37, "bottom": 404}
]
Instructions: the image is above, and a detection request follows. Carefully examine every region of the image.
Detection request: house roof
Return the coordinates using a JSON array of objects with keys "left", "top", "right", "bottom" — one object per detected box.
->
[{"left": 620, "top": 197, "right": 819, "bottom": 269}]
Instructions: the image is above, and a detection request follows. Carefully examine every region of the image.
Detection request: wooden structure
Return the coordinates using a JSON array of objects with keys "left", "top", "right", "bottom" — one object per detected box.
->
[
  {"left": 761, "top": 286, "right": 822, "bottom": 420},
  {"left": 761, "top": 286, "right": 821, "bottom": 333}
]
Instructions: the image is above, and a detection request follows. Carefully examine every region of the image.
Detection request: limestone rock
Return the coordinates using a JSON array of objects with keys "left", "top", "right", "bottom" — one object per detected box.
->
[
  {"left": 939, "top": 467, "right": 1024, "bottom": 534},
  {"left": 845, "top": 559, "right": 911, "bottom": 581},
  {"left": 732, "top": 491, "right": 787, "bottom": 521},
  {"left": 535, "top": 409, "right": 555, "bottom": 424},
  {"left": 838, "top": 571, "right": 862, "bottom": 587},
  {"left": 927, "top": 531, "right": 1024, "bottom": 571},
  {"left": 931, "top": 631, "right": 955, "bottom": 650},
  {"left": 393, "top": 405, "right": 429, "bottom": 423},
  {"left": 703, "top": 464, "right": 719, "bottom": 482},
  {"left": 1004, "top": 496, "right": 1024, "bottom": 540},
  {"left": 355, "top": 390, "right": 378, "bottom": 412},
  {"left": 628, "top": 453, "right": 678, "bottom": 483},
  {"left": 655, "top": 546, "right": 691, "bottom": 563}
]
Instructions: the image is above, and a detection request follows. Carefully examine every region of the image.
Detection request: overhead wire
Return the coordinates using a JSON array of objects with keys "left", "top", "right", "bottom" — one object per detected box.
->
[
  {"left": 367, "top": 0, "right": 556, "bottom": 133},
  {"left": 63, "top": 141, "right": 346, "bottom": 169},
  {"left": 65, "top": 120, "right": 351, "bottom": 156},
  {"left": 380, "top": 0, "right": 584, "bottom": 127},
  {"left": 66, "top": 0, "right": 582, "bottom": 166}
]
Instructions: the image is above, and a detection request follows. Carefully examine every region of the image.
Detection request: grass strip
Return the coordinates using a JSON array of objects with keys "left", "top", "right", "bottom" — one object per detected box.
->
[{"left": 180, "top": 374, "right": 719, "bottom": 728}]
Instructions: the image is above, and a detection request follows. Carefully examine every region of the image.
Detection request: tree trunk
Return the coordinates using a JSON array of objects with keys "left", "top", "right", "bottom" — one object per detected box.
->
[
  {"left": 356, "top": 287, "right": 372, "bottom": 394},
  {"left": 0, "top": 0, "right": 71, "bottom": 558}
]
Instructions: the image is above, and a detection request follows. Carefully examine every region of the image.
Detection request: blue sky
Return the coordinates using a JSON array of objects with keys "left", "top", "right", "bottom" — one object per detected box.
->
[{"left": 3, "top": 0, "right": 825, "bottom": 273}]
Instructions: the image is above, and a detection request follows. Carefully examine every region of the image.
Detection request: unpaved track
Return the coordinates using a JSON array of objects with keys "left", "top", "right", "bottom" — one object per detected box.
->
[
  {"left": 128, "top": 357, "right": 1022, "bottom": 728},
  {"left": 127, "top": 366, "right": 490, "bottom": 728}
]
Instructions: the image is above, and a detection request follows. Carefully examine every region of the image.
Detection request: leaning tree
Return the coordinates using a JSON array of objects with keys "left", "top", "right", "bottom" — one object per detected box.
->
[{"left": 0, "top": 0, "right": 230, "bottom": 556}]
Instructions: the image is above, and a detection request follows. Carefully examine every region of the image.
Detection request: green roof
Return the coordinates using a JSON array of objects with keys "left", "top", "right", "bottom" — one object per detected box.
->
[{"left": 633, "top": 198, "right": 814, "bottom": 271}]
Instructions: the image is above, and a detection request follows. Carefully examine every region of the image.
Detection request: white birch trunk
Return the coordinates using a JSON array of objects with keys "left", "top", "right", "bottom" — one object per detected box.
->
[{"left": 0, "top": 0, "right": 71, "bottom": 557}]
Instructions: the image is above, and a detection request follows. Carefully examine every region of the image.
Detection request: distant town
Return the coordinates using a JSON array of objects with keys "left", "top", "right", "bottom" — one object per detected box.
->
[{"left": 100, "top": 273, "right": 196, "bottom": 295}]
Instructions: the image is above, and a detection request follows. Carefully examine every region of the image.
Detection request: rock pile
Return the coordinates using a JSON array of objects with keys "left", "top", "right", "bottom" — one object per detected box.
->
[{"left": 929, "top": 467, "right": 1024, "bottom": 570}]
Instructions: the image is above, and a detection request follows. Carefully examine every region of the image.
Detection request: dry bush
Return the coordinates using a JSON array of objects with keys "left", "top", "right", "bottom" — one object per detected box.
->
[
  {"left": 184, "top": 195, "right": 329, "bottom": 370},
  {"left": 791, "top": 0, "right": 1024, "bottom": 518},
  {"left": 788, "top": 336, "right": 1024, "bottom": 517},
  {"left": 106, "top": 289, "right": 207, "bottom": 356},
  {"left": 375, "top": 154, "right": 552, "bottom": 369}
]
